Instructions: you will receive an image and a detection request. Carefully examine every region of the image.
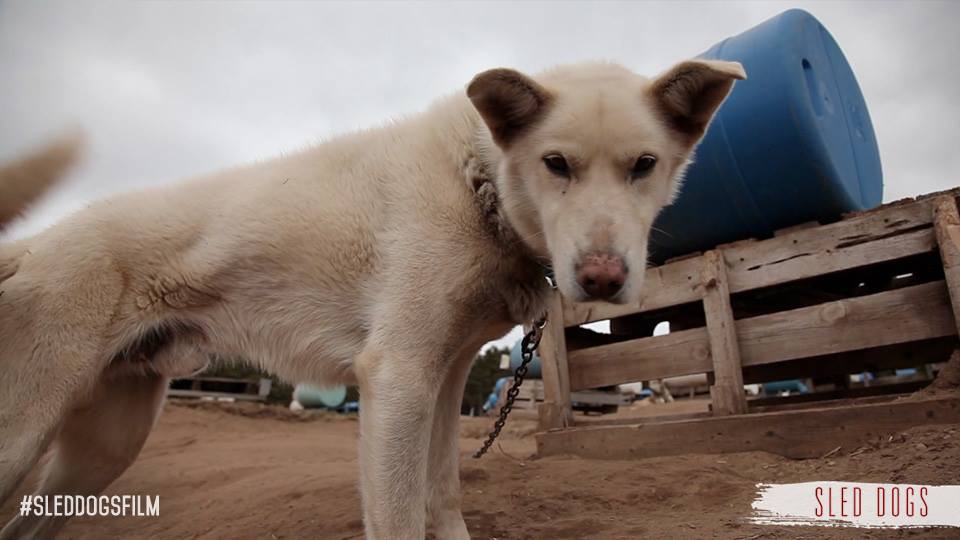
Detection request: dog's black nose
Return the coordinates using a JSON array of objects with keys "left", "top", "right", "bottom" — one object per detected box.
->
[{"left": 576, "top": 252, "right": 627, "bottom": 300}]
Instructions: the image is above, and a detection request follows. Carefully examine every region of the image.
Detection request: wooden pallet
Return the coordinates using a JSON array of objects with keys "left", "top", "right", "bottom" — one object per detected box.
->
[
  {"left": 168, "top": 376, "right": 272, "bottom": 402},
  {"left": 535, "top": 189, "right": 960, "bottom": 458}
]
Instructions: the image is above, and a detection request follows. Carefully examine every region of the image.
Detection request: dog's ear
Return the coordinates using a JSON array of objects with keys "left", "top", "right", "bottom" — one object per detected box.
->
[
  {"left": 648, "top": 59, "right": 746, "bottom": 142},
  {"left": 467, "top": 68, "right": 553, "bottom": 148}
]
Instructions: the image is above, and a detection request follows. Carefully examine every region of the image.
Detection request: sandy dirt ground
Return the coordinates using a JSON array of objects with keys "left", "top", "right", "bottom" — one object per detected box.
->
[{"left": 3, "top": 399, "right": 959, "bottom": 540}]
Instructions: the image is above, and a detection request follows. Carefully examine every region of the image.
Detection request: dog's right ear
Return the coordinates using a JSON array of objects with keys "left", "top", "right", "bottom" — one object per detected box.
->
[
  {"left": 647, "top": 59, "right": 746, "bottom": 144},
  {"left": 467, "top": 68, "right": 553, "bottom": 148}
]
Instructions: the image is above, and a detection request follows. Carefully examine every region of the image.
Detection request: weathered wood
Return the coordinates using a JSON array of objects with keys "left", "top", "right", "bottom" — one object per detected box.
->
[
  {"left": 568, "top": 326, "right": 710, "bottom": 390},
  {"left": 562, "top": 196, "right": 939, "bottom": 327},
  {"left": 737, "top": 280, "right": 954, "bottom": 366},
  {"left": 538, "top": 289, "right": 574, "bottom": 430},
  {"left": 664, "top": 251, "right": 704, "bottom": 264},
  {"left": 747, "top": 379, "right": 931, "bottom": 410},
  {"left": 567, "top": 281, "right": 955, "bottom": 390},
  {"left": 774, "top": 221, "right": 821, "bottom": 236},
  {"left": 166, "top": 389, "right": 267, "bottom": 402},
  {"left": 934, "top": 195, "right": 960, "bottom": 336},
  {"left": 536, "top": 396, "right": 960, "bottom": 460},
  {"left": 726, "top": 225, "right": 935, "bottom": 293},
  {"left": 701, "top": 250, "right": 747, "bottom": 415},
  {"left": 741, "top": 337, "right": 958, "bottom": 384}
]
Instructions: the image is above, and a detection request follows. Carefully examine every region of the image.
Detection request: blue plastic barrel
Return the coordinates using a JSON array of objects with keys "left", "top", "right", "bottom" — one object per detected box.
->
[
  {"left": 293, "top": 384, "right": 347, "bottom": 409},
  {"left": 650, "top": 9, "right": 882, "bottom": 262},
  {"left": 509, "top": 340, "right": 542, "bottom": 379}
]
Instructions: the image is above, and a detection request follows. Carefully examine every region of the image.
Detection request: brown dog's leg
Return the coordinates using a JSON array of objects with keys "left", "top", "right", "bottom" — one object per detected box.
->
[{"left": 0, "top": 374, "right": 166, "bottom": 540}]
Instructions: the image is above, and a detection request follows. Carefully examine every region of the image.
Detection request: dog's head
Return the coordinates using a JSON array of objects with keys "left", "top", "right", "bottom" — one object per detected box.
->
[{"left": 468, "top": 60, "right": 744, "bottom": 304}]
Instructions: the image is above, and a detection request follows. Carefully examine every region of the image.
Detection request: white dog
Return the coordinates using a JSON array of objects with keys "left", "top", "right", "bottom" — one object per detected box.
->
[{"left": 0, "top": 59, "right": 743, "bottom": 539}]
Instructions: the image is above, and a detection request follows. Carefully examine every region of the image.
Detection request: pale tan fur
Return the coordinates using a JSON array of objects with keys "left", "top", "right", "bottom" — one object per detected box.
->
[{"left": 0, "top": 59, "right": 743, "bottom": 539}]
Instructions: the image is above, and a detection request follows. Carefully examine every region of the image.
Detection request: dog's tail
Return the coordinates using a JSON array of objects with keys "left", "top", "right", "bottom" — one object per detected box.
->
[
  {"left": 0, "top": 133, "right": 83, "bottom": 283},
  {"left": 0, "top": 133, "right": 83, "bottom": 230}
]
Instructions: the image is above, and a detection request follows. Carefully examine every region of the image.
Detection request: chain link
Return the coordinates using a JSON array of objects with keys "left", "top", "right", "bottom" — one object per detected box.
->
[{"left": 473, "top": 316, "right": 547, "bottom": 459}]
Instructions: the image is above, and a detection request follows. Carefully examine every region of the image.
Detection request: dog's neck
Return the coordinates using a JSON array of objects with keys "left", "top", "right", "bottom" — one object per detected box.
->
[
  {"left": 461, "top": 128, "right": 536, "bottom": 258},
  {"left": 460, "top": 134, "right": 552, "bottom": 324}
]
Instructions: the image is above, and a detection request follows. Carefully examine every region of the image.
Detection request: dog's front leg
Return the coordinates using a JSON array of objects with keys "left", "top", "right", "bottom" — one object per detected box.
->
[
  {"left": 355, "top": 343, "right": 442, "bottom": 539},
  {"left": 425, "top": 352, "right": 474, "bottom": 540}
]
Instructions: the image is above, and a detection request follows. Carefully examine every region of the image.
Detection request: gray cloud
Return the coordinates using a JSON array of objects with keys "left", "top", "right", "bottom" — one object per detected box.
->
[{"left": 2, "top": 0, "right": 958, "bottom": 349}]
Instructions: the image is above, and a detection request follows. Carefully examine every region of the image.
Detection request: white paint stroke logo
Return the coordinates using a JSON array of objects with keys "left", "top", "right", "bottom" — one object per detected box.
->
[{"left": 750, "top": 482, "right": 960, "bottom": 528}]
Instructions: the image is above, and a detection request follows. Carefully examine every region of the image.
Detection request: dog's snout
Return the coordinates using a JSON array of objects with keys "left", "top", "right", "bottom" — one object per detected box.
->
[{"left": 576, "top": 252, "right": 627, "bottom": 300}]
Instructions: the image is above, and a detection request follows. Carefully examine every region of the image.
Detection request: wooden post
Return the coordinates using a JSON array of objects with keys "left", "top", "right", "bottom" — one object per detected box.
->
[
  {"left": 537, "top": 289, "right": 574, "bottom": 431},
  {"left": 701, "top": 250, "right": 748, "bottom": 415},
  {"left": 934, "top": 195, "right": 960, "bottom": 335}
]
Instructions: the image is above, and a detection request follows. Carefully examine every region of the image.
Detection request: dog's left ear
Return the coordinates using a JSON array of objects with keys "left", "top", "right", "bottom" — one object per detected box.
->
[
  {"left": 467, "top": 68, "right": 553, "bottom": 148},
  {"left": 648, "top": 59, "right": 746, "bottom": 143}
]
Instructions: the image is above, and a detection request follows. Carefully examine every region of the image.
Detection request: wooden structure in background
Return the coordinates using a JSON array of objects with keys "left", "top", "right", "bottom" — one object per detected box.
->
[
  {"left": 536, "top": 190, "right": 960, "bottom": 459},
  {"left": 168, "top": 376, "right": 272, "bottom": 402},
  {"left": 509, "top": 379, "right": 631, "bottom": 413}
]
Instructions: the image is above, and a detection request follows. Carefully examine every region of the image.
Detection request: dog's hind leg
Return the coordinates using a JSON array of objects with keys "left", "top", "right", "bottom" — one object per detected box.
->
[
  {"left": 0, "top": 374, "right": 166, "bottom": 540},
  {"left": 425, "top": 352, "right": 474, "bottom": 540}
]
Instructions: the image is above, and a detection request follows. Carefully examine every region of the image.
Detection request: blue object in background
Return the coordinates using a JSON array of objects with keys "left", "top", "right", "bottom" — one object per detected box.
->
[
  {"left": 762, "top": 379, "right": 810, "bottom": 395},
  {"left": 294, "top": 383, "right": 347, "bottom": 409},
  {"left": 651, "top": 9, "right": 883, "bottom": 262},
  {"left": 509, "top": 339, "right": 542, "bottom": 379},
  {"left": 483, "top": 377, "right": 511, "bottom": 413}
]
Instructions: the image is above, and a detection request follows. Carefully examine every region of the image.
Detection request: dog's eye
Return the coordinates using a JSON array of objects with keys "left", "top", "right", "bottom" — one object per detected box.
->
[
  {"left": 543, "top": 154, "right": 571, "bottom": 178},
  {"left": 631, "top": 155, "right": 657, "bottom": 180}
]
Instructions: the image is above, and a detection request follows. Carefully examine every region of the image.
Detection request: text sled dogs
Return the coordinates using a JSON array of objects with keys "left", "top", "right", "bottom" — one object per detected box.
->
[{"left": 0, "top": 59, "right": 744, "bottom": 539}]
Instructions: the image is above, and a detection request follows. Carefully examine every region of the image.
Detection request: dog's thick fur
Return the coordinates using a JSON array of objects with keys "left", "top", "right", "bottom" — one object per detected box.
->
[{"left": 0, "top": 59, "right": 743, "bottom": 539}]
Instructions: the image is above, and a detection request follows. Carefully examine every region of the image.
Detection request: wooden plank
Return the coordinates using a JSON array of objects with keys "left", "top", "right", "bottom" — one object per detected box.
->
[
  {"left": 536, "top": 396, "right": 960, "bottom": 460},
  {"left": 167, "top": 389, "right": 266, "bottom": 402},
  {"left": 568, "top": 326, "right": 711, "bottom": 390},
  {"left": 737, "top": 280, "right": 954, "bottom": 366},
  {"left": 701, "top": 250, "right": 747, "bottom": 415},
  {"left": 727, "top": 226, "right": 935, "bottom": 293},
  {"left": 774, "top": 221, "right": 821, "bottom": 236},
  {"left": 742, "top": 337, "right": 957, "bottom": 384},
  {"left": 577, "top": 410, "right": 713, "bottom": 428},
  {"left": 562, "top": 197, "right": 939, "bottom": 327},
  {"left": 537, "top": 290, "right": 574, "bottom": 430},
  {"left": 934, "top": 195, "right": 960, "bottom": 336},
  {"left": 748, "top": 394, "right": 904, "bottom": 414},
  {"left": 567, "top": 281, "right": 955, "bottom": 390},
  {"left": 748, "top": 379, "right": 931, "bottom": 410}
]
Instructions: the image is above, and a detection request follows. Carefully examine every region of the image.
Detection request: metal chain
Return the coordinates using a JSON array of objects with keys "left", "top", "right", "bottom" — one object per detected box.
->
[{"left": 473, "top": 316, "right": 547, "bottom": 459}]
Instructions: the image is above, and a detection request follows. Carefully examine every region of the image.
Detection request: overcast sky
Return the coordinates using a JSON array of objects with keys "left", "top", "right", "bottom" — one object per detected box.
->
[{"left": 2, "top": 0, "right": 958, "bottom": 350}]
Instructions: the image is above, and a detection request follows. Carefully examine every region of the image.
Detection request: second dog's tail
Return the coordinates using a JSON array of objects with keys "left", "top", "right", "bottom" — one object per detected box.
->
[{"left": 0, "top": 133, "right": 83, "bottom": 230}]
